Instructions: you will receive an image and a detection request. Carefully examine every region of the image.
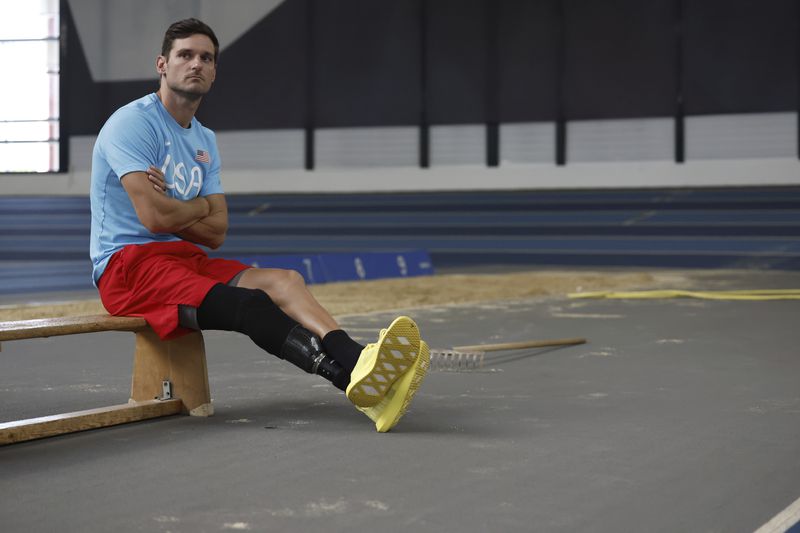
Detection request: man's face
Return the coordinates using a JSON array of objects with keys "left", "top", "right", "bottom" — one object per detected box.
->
[{"left": 157, "top": 34, "right": 217, "bottom": 98}]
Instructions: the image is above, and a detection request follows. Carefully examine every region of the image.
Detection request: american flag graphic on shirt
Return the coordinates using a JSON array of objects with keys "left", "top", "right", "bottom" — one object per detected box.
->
[{"left": 195, "top": 149, "right": 210, "bottom": 163}]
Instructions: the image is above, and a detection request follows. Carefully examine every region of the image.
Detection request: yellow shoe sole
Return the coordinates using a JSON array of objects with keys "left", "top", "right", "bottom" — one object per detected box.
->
[
  {"left": 346, "top": 316, "right": 420, "bottom": 408},
  {"left": 358, "top": 340, "right": 430, "bottom": 433}
]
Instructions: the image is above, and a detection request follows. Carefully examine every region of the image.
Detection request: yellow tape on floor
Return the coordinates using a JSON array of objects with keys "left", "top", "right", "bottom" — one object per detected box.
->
[{"left": 568, "top": 289, "right": 800, "bottom": 301}]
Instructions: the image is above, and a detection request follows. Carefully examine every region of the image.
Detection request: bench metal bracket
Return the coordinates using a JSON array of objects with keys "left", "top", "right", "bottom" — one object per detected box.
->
[{"left": 160, "top": 380, "right": 172, "bottom": 400}]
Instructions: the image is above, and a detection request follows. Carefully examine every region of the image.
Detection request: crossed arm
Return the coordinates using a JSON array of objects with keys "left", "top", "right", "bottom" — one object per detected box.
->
[{"left": 120, "top": 166, "right": 229, "bottom": 249}]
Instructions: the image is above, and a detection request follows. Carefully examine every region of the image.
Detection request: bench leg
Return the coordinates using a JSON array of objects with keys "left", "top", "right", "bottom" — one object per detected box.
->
[{"left": 130, "top": 330, "right": 213, "bottom": 416}]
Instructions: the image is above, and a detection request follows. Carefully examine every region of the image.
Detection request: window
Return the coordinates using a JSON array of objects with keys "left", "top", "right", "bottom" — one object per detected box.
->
[{"left": 0, "top": 0, "right": 60, "bottom": 172}]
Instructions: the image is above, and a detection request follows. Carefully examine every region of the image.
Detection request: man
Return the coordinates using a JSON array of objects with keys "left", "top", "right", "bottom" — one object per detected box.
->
[{"left": 89, "top": 18, "right": 429, "bottom": 432}]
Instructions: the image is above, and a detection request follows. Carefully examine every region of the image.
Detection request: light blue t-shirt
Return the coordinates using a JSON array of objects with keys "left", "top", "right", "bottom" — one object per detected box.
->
[{"left": 89, "top": 93, "right": 223, "bottom": 285}]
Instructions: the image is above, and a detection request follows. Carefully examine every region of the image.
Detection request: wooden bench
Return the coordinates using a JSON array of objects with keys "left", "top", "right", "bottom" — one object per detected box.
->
[{"left": 0, "top": 314, "right": 212, "bottom": 446}]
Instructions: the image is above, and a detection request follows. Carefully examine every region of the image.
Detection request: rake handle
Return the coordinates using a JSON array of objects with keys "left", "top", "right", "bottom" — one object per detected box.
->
[{"left": 452, "top": 337, "right": 586, "bottom": 352}]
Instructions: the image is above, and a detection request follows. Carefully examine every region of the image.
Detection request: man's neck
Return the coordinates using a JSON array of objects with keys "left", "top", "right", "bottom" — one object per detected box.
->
[{"left": 156, "top": 88, "right": 201, "bottom": 129}]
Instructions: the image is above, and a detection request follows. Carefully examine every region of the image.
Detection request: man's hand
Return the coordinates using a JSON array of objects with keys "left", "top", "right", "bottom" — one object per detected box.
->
[{"left": 147, "top": 165, "right": 168, "bottom": 194}]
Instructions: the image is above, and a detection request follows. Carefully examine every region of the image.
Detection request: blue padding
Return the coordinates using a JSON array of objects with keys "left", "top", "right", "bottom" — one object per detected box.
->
[
  {"left": 229, "top": 250, "right": 434, "bottom": 285},
  {"left": 319, "top": 250, "right": 434, "bottom": 282},
  {"left": 231, "top": 254, "right": 327, "bottom": 284}
]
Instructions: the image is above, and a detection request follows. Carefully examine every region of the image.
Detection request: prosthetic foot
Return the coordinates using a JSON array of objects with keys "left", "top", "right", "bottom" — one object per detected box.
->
[
  {"left": 281, "top": 325, "right": 346, "bottom": 387},
  {"left": 346, "top": 316, "right": 421, "bottom": 408},
  {"left": 357, "top": 340, "right": 430, "bottom": 432}
]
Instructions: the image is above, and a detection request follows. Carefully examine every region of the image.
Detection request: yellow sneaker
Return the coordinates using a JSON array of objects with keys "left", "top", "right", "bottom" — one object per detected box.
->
[
  {"left": 346, "top": 316, "right": 420, "bottom": 408},
  {"left": 358, "top": 340, "right": 430, "bottom": 433}
]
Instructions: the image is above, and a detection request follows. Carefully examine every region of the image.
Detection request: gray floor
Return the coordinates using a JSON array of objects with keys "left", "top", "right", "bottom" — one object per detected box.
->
[{"left": 2, "top": 270, "right": 800, "bottom": 532}]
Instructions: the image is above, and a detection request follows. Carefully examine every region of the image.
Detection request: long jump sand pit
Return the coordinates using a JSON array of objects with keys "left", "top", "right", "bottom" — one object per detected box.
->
[{"left": 0, "top": 269, "right": 696, "bottom": 321}]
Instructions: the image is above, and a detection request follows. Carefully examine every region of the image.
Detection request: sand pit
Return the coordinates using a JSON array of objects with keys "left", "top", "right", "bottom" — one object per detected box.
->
[{"left": 0, "top": 269, "right": 695, "bottom": 322}]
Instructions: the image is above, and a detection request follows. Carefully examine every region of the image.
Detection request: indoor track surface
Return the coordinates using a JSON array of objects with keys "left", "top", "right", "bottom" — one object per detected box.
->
[{"left": 2, "top": 269, "right": 799, "bottom": 532}]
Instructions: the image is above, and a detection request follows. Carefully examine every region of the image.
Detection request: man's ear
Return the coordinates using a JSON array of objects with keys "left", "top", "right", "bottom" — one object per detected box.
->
[{"left": 155, "top": 56, "right": 167, "bottom": 75}]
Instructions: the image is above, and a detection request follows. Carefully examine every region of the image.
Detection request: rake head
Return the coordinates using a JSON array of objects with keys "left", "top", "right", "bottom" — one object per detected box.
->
[{"left": 429, "top": 349, "right": 485, "bottom": 372}]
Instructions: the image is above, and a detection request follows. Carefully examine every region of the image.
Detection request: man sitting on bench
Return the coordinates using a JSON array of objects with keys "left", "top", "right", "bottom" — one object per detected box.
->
[{"left": 89, "top": 18, "right": 429, "bottom": 432}]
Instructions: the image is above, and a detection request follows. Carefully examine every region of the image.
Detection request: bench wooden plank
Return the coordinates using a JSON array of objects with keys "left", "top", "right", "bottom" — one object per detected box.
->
[
  {"left": 0, "top": 314, "right": 147, "bottom": 342},
  {"left": 0, "top": 314, "right": 213, "bottom": 445},
  {"left": 0, "top": 399, "right": 183, "bottom": 445}
]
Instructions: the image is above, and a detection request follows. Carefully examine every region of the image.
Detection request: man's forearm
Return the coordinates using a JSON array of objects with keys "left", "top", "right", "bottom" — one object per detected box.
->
[
  {"left": 175, "top": 202, "right": 228, "bottom": 249},
  {"left": 176, "top": 212, "right": 227, "bottom": 249},
  {"left": 148, "top": 195, "right": 209, "bottom": 233},
  {"left": 122, "top": 170, "right": 211, "bottom": 234}
]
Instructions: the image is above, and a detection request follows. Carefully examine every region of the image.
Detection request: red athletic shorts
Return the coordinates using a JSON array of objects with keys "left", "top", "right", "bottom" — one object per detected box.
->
[{"left": 97, "top": 241, "right": 250, "bottom": 340}]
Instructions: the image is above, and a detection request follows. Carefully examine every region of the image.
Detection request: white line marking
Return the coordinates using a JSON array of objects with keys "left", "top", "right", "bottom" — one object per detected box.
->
[{"left": 754, "top": 495, "right": 800, "bottom": 533}]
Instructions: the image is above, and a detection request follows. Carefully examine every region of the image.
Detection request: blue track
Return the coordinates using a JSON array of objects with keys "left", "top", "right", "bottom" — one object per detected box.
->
[{"left": 1, "top": 187, "right": 799, "bottom": 296}]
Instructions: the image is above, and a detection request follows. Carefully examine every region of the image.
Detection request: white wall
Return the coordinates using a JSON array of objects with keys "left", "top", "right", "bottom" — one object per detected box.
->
[
  {"left": 2, "top": 155, "right": 798, "bottom": 196},
  {"left": 2, "top": 114, "right": 797, "bottom": 195}
]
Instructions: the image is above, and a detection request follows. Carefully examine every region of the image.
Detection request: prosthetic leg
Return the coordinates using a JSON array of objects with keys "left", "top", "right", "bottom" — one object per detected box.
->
[
  {"left": 192, "top": 283, "right": 349, "bottom": 390},
  {"left": 280, "top": 324, "right": 348, "bottom": 389}
]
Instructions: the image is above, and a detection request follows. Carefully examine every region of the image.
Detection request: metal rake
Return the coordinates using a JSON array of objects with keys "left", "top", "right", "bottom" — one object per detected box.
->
[{"left": 429, "top": 337, "right": 587, "bottom": 371}]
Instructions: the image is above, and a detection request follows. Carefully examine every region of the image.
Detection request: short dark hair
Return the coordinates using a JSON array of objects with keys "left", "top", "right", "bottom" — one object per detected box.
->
[{"left": 161, "top": 18, "right": 219, "bottom": 63}]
